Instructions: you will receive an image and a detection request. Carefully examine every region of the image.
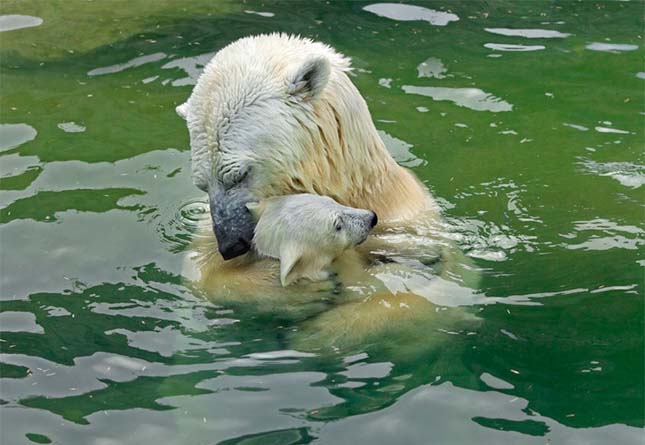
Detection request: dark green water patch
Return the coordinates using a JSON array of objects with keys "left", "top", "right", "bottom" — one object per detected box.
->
[
  {"left": 25, "top": 433, "right": 52, "bottom": 444},
  {"left": 472, "top": 417, "right": 550, "bottom": 436},
  {"left": 0, "top": 166, "right": 42, "bottom": 191},
  {"left": 21, "top": 370, "right": 219, "bottom": 424},
  {"left": 0, "top": 188, "right": 145, "bottom": 223},
  {"left": 0, "top": 362, "right": 30, "bottom": 379}
]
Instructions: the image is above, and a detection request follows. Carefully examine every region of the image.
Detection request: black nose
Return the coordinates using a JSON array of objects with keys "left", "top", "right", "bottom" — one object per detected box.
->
[
  {"left": 219, "top": 237, "right": 251, "bottom": 260},
  {"left": 370, "top": 212, "right": 378, "bottom": 228}
]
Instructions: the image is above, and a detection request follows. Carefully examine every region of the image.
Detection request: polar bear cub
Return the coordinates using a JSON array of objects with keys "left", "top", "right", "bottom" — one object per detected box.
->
[{"left": 246, "top": 194, "right": 377, "bottom": 287}]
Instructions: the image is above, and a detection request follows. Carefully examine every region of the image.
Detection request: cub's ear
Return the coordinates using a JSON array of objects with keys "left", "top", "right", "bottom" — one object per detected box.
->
[
  {"left": 176, "top": 102, "right": 188, "bottom": 120},
  {"left": 280, "top": 243, "right": 304, "bottom": 287},
  {"left": 245, "top": 201, "right": 265, "bottom": 221},
  {"left": 287, "top": 56, "right": 331, "bottom": 100}
]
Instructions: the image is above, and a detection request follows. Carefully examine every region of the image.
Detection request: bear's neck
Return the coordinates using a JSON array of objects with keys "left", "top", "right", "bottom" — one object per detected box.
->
[
  {"left": 300, "top": 80, "right": 437, "bottom": 223},
  {"left": 352, "top": 155, "right": 436, "bottom": 222},
  {"left": 333, "top": 136, "right": 435, "bottom": 222}
]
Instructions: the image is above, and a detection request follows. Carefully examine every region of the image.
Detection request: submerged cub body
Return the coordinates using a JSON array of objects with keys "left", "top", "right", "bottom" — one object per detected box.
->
[{"left": 247, "top": 194, "right": 377, "bottom": 286}]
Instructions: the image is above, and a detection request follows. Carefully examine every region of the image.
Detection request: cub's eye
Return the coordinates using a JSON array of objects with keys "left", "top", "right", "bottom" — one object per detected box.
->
[{"left": 335, "top": 220, "right": 342, "bottom": 231}]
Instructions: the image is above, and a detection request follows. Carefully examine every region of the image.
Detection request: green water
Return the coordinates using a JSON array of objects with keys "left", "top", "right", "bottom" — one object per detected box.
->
[{"left": 1, "top": 1, "right": 643, "bottom": 444}]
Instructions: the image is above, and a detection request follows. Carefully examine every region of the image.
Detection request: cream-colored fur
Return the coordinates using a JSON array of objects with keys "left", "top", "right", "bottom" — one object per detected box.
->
[
  {"left": 178, "top": 34, "right": 480, "bottom": 351},
  {"left": 248, "top": 194, "right": 375, "bottom": 286},
  {"left": 178, "top": 33, "right": 437, "bottom": 222}
]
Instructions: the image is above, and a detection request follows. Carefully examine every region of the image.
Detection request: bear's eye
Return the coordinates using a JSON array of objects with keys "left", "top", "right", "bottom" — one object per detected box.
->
[
  {"left": 220, "top": 163, "right": 251, "bottom": 189},
  {"left": 335, "top": 220, "right": 342, "bottom": 231}
]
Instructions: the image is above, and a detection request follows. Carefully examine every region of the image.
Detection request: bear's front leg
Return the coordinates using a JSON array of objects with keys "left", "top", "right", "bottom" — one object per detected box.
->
[{"left": 295, "top": 269, "right": 341, "bottom": 294}]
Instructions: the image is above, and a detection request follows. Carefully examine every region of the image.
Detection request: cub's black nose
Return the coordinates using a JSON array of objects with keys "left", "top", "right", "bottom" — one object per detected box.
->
[{"left": 370, "top": 212, "right": 378, "bottom": 228}]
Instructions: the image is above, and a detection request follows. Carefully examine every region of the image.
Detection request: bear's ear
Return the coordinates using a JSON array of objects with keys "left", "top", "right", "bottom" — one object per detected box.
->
[
  {"left": 280, "top": 243, "right": 304, "bottom": 287},
  {"left": 176, "top": 102, "right": 188, "bottom": 120},
  {"left": 245, "top": 201, "right": 265, "bottom": 221},
  {"left": 287, "top": 56, "right": 331, "bottom": 100}
]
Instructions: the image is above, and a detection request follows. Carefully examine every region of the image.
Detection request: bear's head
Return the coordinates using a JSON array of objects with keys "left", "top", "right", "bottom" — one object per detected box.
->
[
  {"left": 247, "top": 194, "right": 378, "bottom": 286},
  {"left": 177, "top": 34, "right": 398, "bottom": 259}
]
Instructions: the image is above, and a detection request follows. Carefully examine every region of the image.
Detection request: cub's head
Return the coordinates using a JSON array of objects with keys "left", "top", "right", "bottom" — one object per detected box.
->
[
  {"left": 247, "top": 194, "right": 377, "bottom": 286},
  {"left": 176, "top": 34, "right": 353, "bottom": 260}
]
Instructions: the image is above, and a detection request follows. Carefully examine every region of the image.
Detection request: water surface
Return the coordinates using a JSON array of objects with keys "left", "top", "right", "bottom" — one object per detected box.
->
[{"left": 1, "top": 1, "right": 643, "bottom": 444}]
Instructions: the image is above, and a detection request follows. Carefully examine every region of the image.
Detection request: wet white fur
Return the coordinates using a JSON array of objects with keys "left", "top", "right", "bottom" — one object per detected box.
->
[
  {"left": 248, "top": 194, "right": 374, "bottom": 286},
  {"left": 177, "top": 33, "right": 436, "bottom": 221},
  {"left": 178, "top": 34, "right": 481, "bottom": 351}
]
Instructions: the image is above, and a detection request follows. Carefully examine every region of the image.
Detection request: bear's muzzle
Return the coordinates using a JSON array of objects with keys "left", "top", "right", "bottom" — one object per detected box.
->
[{"left": 209, "top": 183, "right": 256, "bottom": 260}]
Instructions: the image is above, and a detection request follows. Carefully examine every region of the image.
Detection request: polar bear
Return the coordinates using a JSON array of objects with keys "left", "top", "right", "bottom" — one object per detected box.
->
[
  {"left": 248, "top": 194, "right": 377, "bottom": 286},
  {"left": 176, "top": 33, "right": 436, "bottom": 260},
  {"left": 177, "top": 33, "right": 480, "bottom": 349}
]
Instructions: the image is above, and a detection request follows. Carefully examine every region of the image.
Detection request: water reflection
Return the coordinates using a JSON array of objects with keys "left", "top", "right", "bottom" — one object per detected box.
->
[
  {"left": 578, "top": 159, "right": 645, "bottom": 189},
  {"left": 484, "top": 43, "right": 545, "bottom": 52},
  {"left": 318, "top": 382, "right": 643, "bottom": 445},
  {"left": 585, "top": 42, "right": 639, "bottom": 53},
  {"left": 87, "top": 52, "right": 167, "bottom": 76},
  {"left": 379, "top": 130, "right": 424, "bottom": 167},
  {"left": 0, "top": 123, "right": 37, "bottom": 152},
  {"left": 563, "top": 122, "right": 589, "bottom": 131},
  {"left": 402, "top": 86, "right": 513, "bottom": 112},
  {"left": 594, "top": 125, "right": 630, "bottom": 134},
  {"left": 484, "top": 28, "right": 570, "bottom": 38},
  {"left": 161, "top": 52, "right": 216, "bottom": 87},
  {"left": 0, "top": 312, "right": 44, "bottom": 334},
  {"left": 244, "top": 10, "right": 275, "bottom": 18},
  {"left": 0, "top": 14, "right": 42, "bottom": 32},
  {"left": 417, "top": 57, "right": 448, "bottom": 79},
  {"left": 363, "top": 3, "right": 459, "bottom": 26},
  {"left": 1, "top": 1, "right": 643, "bottom": 443},
  {"left": 563, "top": 218, "right": 644, "bottom": 251},
  {"left": 0, "top": 149, "right": 196, "bottom": 300},
  {"left": 56, "top": 122, "right": 86, "bottom": 133}
]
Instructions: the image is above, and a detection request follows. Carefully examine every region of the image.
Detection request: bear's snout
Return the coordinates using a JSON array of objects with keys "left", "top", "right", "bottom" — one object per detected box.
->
[
  {"left": 209, "top": 183, "right": 256, "bottom": 260},
  {"left": 219, "top": 237, "right": 251, "bottom": 261},
  {"left": 370, "top": 211, "right": 378, "bottom": 228}
]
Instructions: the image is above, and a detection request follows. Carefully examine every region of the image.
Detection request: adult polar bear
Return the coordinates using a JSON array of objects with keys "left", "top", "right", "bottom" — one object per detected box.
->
[{"left": 178, "top": 34, "right": 478, "bottom": 347}]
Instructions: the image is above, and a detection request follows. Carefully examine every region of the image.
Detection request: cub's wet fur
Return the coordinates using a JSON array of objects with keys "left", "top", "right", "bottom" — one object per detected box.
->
[{"left": 247, "top": 194, "right": 377, "bottom": 286}]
